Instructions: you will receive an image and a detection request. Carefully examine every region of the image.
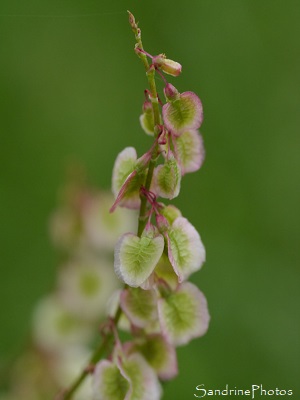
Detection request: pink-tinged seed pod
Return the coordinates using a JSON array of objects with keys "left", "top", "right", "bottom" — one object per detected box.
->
[
  {"left": 123, "top": 334, "right": 178, "bottom": 381},
  {"left": 158, "top": 282, "right": 210, "bottom": 346},
  {"left": 163, "top": 90, "right": 203, "bottom": 135},
  {"left": 92, "top": 352, "right": 162, "bottom": 400},
  {"left": 173, "top": 129, "right": 205, "bottom": 175},
  {"left": 152, "top": 154, "right": 181, "bottom": 200},
  {"left": 120, "top": 287, "right": 158, "bottom": 328},
  {"left": 153, "top": 54, "right": 182, "bottom": 77},
  {"left": 110, "top": 147, "right": 151, "bottom": 212},
  {"left": 161, "top": 59, "right": 182, "bottom": 76},
  {"left": 166, "top": 217, "right": 206, "bottom": 282},
  {"left": 114, "top": 228, "right": 164, "bottom": 287}
]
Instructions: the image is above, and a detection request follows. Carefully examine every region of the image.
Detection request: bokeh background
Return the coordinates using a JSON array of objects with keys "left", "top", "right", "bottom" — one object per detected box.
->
[{"left": 1, "top": 0, "right": 299, "bottom": 398}]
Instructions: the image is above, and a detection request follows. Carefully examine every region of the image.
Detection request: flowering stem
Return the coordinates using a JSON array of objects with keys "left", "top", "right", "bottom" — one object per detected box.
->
[
  {"left": 57, "top": 13, "right": 163, "bottom": 398},
  {"left": 129, "top": 11, "right": 162, "bottom": 236},
  {"left": 138, "top": 157, "right": 157, "bottom": 236}
]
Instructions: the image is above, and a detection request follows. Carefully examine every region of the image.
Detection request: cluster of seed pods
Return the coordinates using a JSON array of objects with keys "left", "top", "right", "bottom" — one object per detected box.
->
[{"left": 91, "top": 12, "right": 210, "bottom": 400}]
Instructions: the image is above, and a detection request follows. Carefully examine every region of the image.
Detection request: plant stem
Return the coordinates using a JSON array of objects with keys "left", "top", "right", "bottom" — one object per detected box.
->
[
  {"left": 131, "top": 15, "right": 161, "bottom": 236},
  {"left": 57, "top": 14, "right": 162, "bottom": 398}
]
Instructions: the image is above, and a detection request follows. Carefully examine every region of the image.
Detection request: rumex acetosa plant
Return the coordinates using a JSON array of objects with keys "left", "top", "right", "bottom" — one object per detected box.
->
[{"left": 58, "top": 11, "right": 210, "bottom": 400}]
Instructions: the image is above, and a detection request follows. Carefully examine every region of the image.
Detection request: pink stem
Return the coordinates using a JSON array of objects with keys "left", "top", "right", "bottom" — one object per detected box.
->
[
  {"left": 135, "top": 47, "right": 153, "bottom": 59},
  {"left": 155, "top": 66, "right": 168, "bottom": 85}
]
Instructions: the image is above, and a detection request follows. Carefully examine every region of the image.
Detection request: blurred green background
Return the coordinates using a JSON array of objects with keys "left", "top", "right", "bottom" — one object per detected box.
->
[{"left": 0, "top": 0, "right": 299, "bottom": 398}]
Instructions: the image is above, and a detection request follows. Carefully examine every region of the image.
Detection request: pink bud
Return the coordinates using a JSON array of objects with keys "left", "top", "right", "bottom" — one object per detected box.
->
[
  {"left": 142, "top": 100, "right": 152, "bottom": 113},
  {"left": 128, "top": 10, "right": 137, "bottom": 31},
  {"left": 164, "top": 83, "right": 180, "bottom": 102},
  {"left": 156, "top": 214, "right": 169, "bottom": 233}
]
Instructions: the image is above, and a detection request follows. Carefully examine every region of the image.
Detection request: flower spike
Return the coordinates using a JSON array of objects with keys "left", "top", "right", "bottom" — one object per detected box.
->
[{"left": 47, "top": 12, "right": 211, "bottom": 400}]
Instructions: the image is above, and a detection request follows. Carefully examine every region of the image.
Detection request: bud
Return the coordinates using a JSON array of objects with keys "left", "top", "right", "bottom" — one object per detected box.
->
[
  {"left": 153, "top": 54, "right": 182, "bottom": 77},
  {"left": 127, "top": 10, "right": 138, "bottom": 31},
  {"left": 164, "top": 83, "right": 180, "bottom": 102},
  {"left": 142, "top": 100, "right": 152, "bottom": 113},
  {"left": 156, "top": 214, "right": 169, "bottom": 233}
]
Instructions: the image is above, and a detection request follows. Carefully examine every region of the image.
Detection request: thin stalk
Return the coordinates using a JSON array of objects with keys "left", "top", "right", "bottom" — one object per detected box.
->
[{"left": 130, "top": 13, "right": 162, "bottom": 236}]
